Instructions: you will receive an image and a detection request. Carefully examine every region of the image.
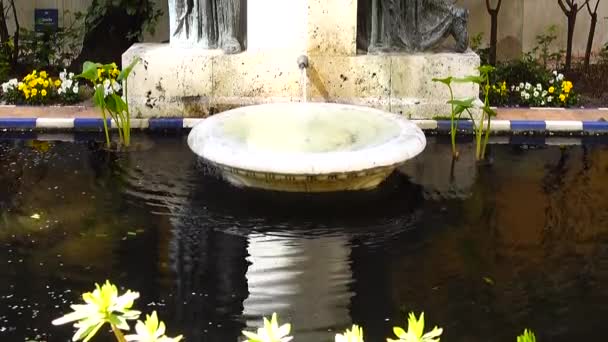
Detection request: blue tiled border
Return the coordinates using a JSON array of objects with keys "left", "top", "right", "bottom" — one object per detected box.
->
[{"left": 0, "top": 118, "right": 607, "bottom": 136}]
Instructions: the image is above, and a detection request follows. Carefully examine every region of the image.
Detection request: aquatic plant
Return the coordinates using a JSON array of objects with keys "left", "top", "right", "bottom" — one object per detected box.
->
[
  {"left": 336, "top": 324, "right": 364, "bottom": 342},
  {"left": 77, "top": 58, "right": 140, "bottom": 148},
  {"left": 435, "top": 65, "right": 497, "bottom": 161},
  {"left": 387, "top": 312, "right": 443, "bottom": 342},
  {"left": 52, "top": 280, "right": 181, "bottom": 342},
  {"left": 431, "top": 76, "right": 460, "bottom": 159},
  {"left": 242, "top": 312, "right": 293, "bottom": 342}
]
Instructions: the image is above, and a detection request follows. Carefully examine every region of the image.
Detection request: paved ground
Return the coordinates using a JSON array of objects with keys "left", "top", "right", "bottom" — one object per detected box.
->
[{"left": 0, "top": 105, "right": 607, "bottom": 121}]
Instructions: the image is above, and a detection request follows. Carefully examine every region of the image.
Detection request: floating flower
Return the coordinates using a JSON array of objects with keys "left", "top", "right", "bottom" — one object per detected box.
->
[
  {"left": 387, "top": 312, "right": 443, "bottom": 342},
  {"left": 52, "top": 280, "right": 140, "bottom": 342},
  {"left": 242, "top": 313, "right": 293, "bottom": 342},
  {"left": 336, "top": 325, "right": 364, "bottom": 342},
  {"left": 125, "top": 311, "right": 183, "bottom": 342}
]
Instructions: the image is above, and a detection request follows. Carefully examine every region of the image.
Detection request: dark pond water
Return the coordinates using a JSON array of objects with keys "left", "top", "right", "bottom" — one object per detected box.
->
[{"left": 1, "top": 133, "right": 608, "bottom": 342}]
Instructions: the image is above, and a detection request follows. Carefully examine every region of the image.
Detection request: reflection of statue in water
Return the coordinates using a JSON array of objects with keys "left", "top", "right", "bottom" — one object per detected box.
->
[
  {"left": 170, "top": 0, "right": 243, "bottom": 54},
  {"left": 357, "top": 0, "right": 469, "bottom": 53}
]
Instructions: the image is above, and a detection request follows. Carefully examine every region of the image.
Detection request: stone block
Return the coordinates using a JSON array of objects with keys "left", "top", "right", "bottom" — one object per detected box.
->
[
  {"left": 306, "top": 55, "right": 391, "bottom": 111},
  {"left": 307, "top": 0, "right": 358, "bottom": 55}
]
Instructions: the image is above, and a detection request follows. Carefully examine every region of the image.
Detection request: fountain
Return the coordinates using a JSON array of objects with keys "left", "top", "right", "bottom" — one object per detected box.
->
[
  {"left": 121, "top": 0, "right": 479, "bottom": 191},
  {"left": 187, "top": 101, "right": 426, "bottom": 192}
]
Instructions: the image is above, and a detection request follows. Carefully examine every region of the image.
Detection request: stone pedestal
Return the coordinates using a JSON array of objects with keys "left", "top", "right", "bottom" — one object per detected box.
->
[{"left": 122, "top": 0, "right": 480, "bottom": 119}]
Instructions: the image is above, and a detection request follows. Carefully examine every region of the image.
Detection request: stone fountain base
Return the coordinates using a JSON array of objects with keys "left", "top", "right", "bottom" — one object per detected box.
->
[{"left": 122, "top": 43, "right": 480, "bottom": 119}]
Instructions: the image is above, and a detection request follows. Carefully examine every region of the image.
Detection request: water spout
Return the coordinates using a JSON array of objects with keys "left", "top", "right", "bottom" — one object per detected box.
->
[
  {"left": 297, "top": 55, "right": 309, "bottom": 70},
  {"left": 298, "top": 55, "right": 309, "bottom": 103}
]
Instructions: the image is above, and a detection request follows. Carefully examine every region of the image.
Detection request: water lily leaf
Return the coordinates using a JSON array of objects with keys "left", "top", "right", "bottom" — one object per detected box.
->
[
  {"left": 118, "top": 57, "right": 141, "bottom": 82},
  {"left": 432, "top": 76, "right": 452, "bottom": 85},
  {"left": 78, "top": 61, "right": 102, "bottom": 83},
  {"left": 453, "top": 75, "right": 484, "bottom": 84}
]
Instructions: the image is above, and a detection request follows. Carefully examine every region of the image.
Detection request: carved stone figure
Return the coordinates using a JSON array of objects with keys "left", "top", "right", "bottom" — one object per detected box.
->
[
  {"left": 169, "top": 0, "right": 243, "bottom": 54},
  {"left": 357, "top": 0, "right": 469, "bottom": 53}
]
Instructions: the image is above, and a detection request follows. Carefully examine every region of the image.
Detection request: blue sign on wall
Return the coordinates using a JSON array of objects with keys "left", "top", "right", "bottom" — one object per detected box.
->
[{"left": 35, "top": 9, "right": 59, "bottom": 32}]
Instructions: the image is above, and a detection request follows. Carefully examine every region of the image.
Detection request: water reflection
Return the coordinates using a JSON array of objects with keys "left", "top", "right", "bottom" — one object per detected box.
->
[{"left": 1, "top": 135, "right": 608, "bottom": 342}]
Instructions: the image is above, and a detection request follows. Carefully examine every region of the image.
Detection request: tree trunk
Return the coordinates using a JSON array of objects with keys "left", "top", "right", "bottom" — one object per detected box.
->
[
  {"left": 565, "top": 11, "right": 576, "bottom": 71},
  {"left": 584, "top": 12, "right": 597, "bottom": 70},
  {"left": 489, "top": 11, "right": 498, "bottom": 65},
  {"left": 0, "top": 0, "right": 10, "bottom": 44},
  {"left": 9, "top": 0, "right": 18, "bottom": 66}
]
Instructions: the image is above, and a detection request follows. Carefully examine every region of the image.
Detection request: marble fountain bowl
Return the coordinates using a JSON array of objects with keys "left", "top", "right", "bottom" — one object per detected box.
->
[{"left": 187, "top": 102, "right": 426, "bottom": 192}]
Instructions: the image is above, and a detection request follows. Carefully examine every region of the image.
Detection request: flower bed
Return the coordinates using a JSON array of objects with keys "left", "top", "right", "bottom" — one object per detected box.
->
[{"left": 489, "top": 71, "right": 578, "bottom": 108}]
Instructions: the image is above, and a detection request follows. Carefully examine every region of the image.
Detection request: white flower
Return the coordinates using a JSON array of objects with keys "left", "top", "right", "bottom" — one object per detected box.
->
[
  {"left": 525, "top": 82, "right": 531, "bottom": 90},
  {"left": 511, "top": 85, "right": 515, "bottom": 91},
  {"left": 542, "top": 90, "right": 547, "bottom": 96},
  {"left": 533, "top": 91, "right": 540, "bottom": 97},
  {"left": 536, "top": 83, "right": 542, "bottom": 90},
  {"left": 69, "top": 72, "right": 75, "bottom": 79},
  {"left": 64, "top": 79, "right": 73, "bottom": 89},
  {"left": 549, "top": 79, "right": 554, "bottom": 84},
  {"left": 112, "top": 80, "right": 122, "bottom": 93},
  {"left": 557, "top": 73, "right": 564, "bottom": 81},
  {"left": 520, "top": 91, "right": 527, "bottom": 98},
  {"left": 73, "top": 85, "right": 79, "bottom": 94},
  {"left": 541, "top": 101, "right": 546, "bottom": 106},
  {"left": 125, "top": 311, "right": 182, "bottom": 342},
  {"left": 515, "top": 86, "right": 520, "bottom": 91},
  {"left": 519, "top": 82, "right": 524, "bottom": 88},
  {"left": 336, "top": 325, "right": 364, "bottom": 342},
  {"left": 2, "top": 78, "right": 18, "bottom": 92},
  {"left": 547, "top": 96, "right": 553, "bottom": 102},
  {"left": 524, "top": 93, "right": 530, "bottom": 100},
  {"left": 242, "top": 313, "right": 293, "bottom": 342},
  {"left": 553, "top": 70, "right": 558, "bottom": 76}
]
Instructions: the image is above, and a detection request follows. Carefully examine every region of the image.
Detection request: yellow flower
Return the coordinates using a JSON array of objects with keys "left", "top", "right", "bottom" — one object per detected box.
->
[
  {"left": 28, "top": 80, "right": 37, "bottom": 88},
  {"left": 17, "top": 82, "right": 24, "bottom": 90},
  {"left": 43, "top": 80, "right": 49, "bottom": 88},
  {"left": 559, "top": 94, "right": 566, "bottom": 102},
  {"left": 41, "top": 89, "right": 47, "bottom": 97},
  {"left": 548, "top": 86, "right": 555, "bottom": 94},
  {"left": 23, "top": 89, "right": 30, "bottom": 99},
  {"left": 54, "top": 79, "right": 62, "bottom": 87},
  {"left": 31, "top": 88, "right": 38, "bottom": 96},
  {"left": 40, "top": 71, "right": 47, "bottom": 78},
  {"left": 32, "top": 70, "right": 37, "bottom": 76},
  {"left": 336, "top": 325, "right": 364, "bottom": 342},
  {"left": 501, "top": 81, "right": 507, "bottom": 91},
  {"left": 387, "top": 312, "right": 443, "bottom": 342},
  {"left": 24, "top": 74, "right": 32, "bottom": 82},
  {"left": 36, "top": 77, "right": 43, "bottom": 85},
  {"left": 112, "top": 68, "right": 120, "bottom": 78},
  {"left": 97, "top": 68, "right": 103, "bottom": 78}
]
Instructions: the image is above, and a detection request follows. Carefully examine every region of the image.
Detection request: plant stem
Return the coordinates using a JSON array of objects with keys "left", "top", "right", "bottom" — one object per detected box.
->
[
  {"left": 111, "top": 324, "right": 127, "bottom": 342},
  {"left": 100, "top": 107, "right": 111, "bottom": 148},
  {"left": 124, "top": 80, "right": 131, "bottom": 147},
  {"left": 448, "top": 85, "right": 457, "bottom": 158}
]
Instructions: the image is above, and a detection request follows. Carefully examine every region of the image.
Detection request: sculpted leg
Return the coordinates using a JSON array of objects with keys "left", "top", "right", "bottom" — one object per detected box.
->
[{"left": 217, "top": 0, "right": 242, "bottom": 53}]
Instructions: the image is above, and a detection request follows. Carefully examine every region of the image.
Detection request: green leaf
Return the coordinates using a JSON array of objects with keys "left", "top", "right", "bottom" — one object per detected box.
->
[
  {"left": 118, "top": 57, "right": 141, "bottom": 82},
  {"left": 478, "top": 65, "right": 495, "bottom": 75},
  {"left": 448, "top": 98, "right": 476, "bottom": 108},
  {"left": 453, "top": 75, "right": 485, "bottom": 84},
  {"left": 432, "top": 76, "right": 452, "bottom": 85},
  {"left": 93, "top": 86, "right": 106, "bottom": 109},
  {"left": 483, "top": 105, "right": 497, "bottom": 117},
  {"left": 78, "top": 61, "right": 102, "bottom": 82}
]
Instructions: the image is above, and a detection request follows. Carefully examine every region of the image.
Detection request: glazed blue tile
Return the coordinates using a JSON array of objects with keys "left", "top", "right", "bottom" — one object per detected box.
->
[
  {"left": 73, "top": 118, "right": 111, "bottom": 130},
  {"left": 510, "top": 120, "right": 546, "bottom": 131},
  {"left": 582, "top": 121, "right": 608, "bottom": 132},
  {"left": 149, "top": 118, "right": 184, "bottom": 130},
  {"left": 0, "top": 118, "right": 37, "bottom": 129}
]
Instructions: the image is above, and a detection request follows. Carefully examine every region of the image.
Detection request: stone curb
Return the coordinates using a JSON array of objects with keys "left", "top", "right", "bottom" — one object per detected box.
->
[{"left": 0, "top": 118, "right": 607, "bottom": 135}]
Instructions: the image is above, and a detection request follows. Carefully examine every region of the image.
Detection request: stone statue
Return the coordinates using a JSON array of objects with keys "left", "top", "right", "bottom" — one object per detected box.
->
[
  {"left": 357, "top": 0, "right": 469, "bottom": 53},
  {"left": 169, "top": 0, "right": 243, "bottom": 54}
]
